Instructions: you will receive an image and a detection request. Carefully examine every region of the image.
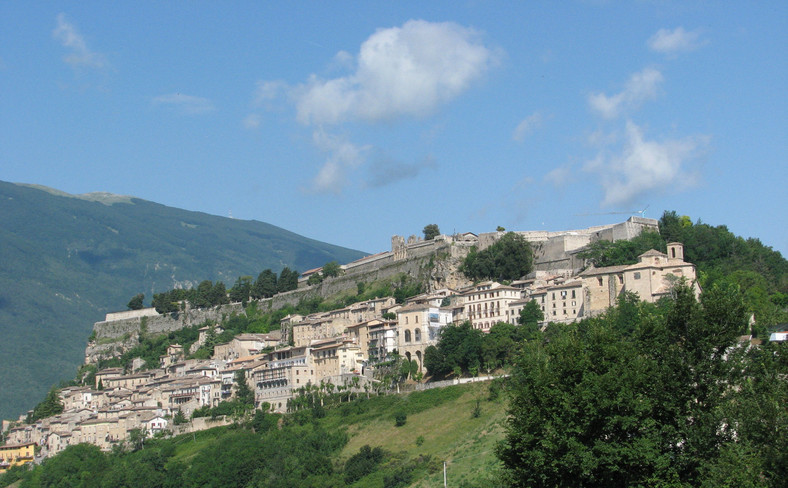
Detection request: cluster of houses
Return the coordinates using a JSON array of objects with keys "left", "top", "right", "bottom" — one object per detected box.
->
[{"left": 3, "top": 242, "right": 699, "bottom": 462}]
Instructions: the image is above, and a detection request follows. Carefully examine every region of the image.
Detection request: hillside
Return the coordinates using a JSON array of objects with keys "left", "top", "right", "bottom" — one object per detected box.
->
[
  {"left": 0, "top": 382, "right": 507, "bottom": 487},
  {"left": 0, "top": 181, "right": 366, "bottom": 420}
]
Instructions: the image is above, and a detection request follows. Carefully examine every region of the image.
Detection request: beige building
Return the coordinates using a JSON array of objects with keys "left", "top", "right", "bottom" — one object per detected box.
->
[
  {"left": 580, "top": 243, "right": 698, "bottom": 314},
  {"left": 459, "top": 282, "right": 524, "bottom": 331},
  {"left": 396, "top": 303, "right": 453, "bottom": 373}
]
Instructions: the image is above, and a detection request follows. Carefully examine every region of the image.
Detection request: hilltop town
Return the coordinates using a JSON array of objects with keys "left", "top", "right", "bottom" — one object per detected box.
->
[{"left": 2, "top": 217, "right": 703, "bottom": 471}]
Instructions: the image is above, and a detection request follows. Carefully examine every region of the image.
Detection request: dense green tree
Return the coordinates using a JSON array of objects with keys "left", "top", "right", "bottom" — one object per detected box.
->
[
  {"left": 322, "top": 261, "right": 341, "bottom": 278},
  {"left": 126, "top": 293, "right": 144, "bottom": 310},
  {"left": 234, "top": 370, "right": 255, "bottom": 408},
  {"left": 462, "top": 232, "right": 533, "bottom": 282},
  {"left": 277, "top": 267, "right": 299, "bottom": 293},
  {"left": 27, "top": 386, "right": 64, "bottom": 423},
  {"left": 33, "top": 443, "right": 109, "bottom": 488},
  {"left": 423, "top": 224, "right": 440, "bottom": 240},
  {"left": 251, "top": 269, "right": 278, "bottom": 299},
  {"left": 307, "top": 272, "right": 323, "bottom": 285},
  {"left": 344, "top": 445, "right": 385, "bottom": 484},
  {"left": 228, "top": 276, "right": 252, "bottom": 304},
  {"left": 498, "top": 282, "right": 778, "bottom": 487},
  {"left": 577, "top": 230, "right": 666, "bottom": 268},
  {"left": 518, "top": 300, "right": 544, "bottom": 329}
]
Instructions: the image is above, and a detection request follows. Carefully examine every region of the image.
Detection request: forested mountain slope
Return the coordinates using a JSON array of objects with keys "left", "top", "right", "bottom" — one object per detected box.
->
[{"left": 0, "top": 181, "right": 365, "bottom": 419}]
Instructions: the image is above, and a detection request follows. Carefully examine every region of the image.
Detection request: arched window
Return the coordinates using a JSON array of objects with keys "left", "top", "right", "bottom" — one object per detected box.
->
[{"left": 404, "top": 330, "right": 411, "bottom": 342}]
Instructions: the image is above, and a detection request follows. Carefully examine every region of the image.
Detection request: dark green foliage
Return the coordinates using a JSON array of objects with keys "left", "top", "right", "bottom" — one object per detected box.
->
[
  {"left": 322, "top": 261, "right": 341, "bottom": 278},
  {"left": 344, "top": 445, "right": 385, "bottom": 484},
  {"left": 127, "top": 293, "right": 144, "bottom": 310},
  {"left": 251, "top": 269, "right": 278, "bottom": 299},
  {"left": 0, "top": 181, "right": 364, "bottom": 420},
  {"left": 277, "top": 266, "right": 299, "bottom": 293},
  {"left": 423, "top": 224, "right": 440, "bottom": 240},
  {"left": 461, "top": 232, "right": 534, "bottom": 282},
  {"left": 498, "top": 282, "right": 786, "bottom": 487},
  {"left": 307, "top": 272, "right": 323, "bottom": 285},
  {"left": 394, "top": 411, "right": 407, "bottom": 427},
  {"left": 228, "top": 276, "right": 252, "bottom": 304},
  {"left": 173, "top": 408, "right": 187, "bottom": 425},
  {"left": 518, "top": 299, "right": 544, "bottom": 328},
  {"left": 33, "top": 443, "right": 109, "bottom": 488},
  {"left": 234, "top": 370, "right": 255, "bottom": 408},
  {"left": 26, "top": 387, "right": 64, "bottom": 423},
  {"left": 577, "top": 230, "right": 666, "bottom": 267}
]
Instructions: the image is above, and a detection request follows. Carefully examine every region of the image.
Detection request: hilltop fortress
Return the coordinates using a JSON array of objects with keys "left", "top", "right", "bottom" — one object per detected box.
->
[{"left": 86, "top": 217, "right": 658, "bottom": 361}]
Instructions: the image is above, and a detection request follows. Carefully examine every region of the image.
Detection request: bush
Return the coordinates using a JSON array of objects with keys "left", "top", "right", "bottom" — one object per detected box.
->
[{"left": 394, "top": 411, "right": 407, "bottom": 427}]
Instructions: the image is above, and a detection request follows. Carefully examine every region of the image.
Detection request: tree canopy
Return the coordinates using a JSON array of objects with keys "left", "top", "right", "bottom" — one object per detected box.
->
[
  {"left": 423, "top": 224, "right": 440, "bottom": 240},
  {"left": 461, "top": 232, "right": 534, "bottom": 282},
  {"left": 497, "top": 282, "right": 787, "bottom": 487}
]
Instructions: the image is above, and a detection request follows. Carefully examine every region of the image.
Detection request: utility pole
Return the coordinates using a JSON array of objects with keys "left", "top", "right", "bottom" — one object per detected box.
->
[{"left": 444, "top": 460, "right": 447, "bottom": 487}]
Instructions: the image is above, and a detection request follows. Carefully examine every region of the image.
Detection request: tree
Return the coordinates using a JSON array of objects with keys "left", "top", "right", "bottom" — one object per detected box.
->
[
  {"left": 322, "top": 261, "right": 341, "bottom": 278},
  {"left": 423, "top": 224, "right": 440, "bottom": 240},
  {"left": 251, "top": 269, "right": 278, "bottom": 299},
  {"left": 229, "top": 276, "right": 252, "bottom": 304},
  {"left": 307, "top": 272, "right": 323, "bottom": 285},
  {"left": 498, "top": 283, "right": 772, "bottom": 487},
  {"left": 27, "top": 386, "right": 64, "bottom": 423},
  {"left": 277, "top": 267, "right": 299, "bottom": 293},
  {"left": 127, "top": 293, "right": 145, "bottom": 310},
  {"left": 518, "top": 300, "right": 544, "bottom": 328},
  {"left": 461, "top": 232, "right": 534, "bottom": 282},
  {"left": 234, "top": 370, "right": 254, "bottom": 408},
  {"left": 173, "top": 408, "right": 187, "bottom": 425}
]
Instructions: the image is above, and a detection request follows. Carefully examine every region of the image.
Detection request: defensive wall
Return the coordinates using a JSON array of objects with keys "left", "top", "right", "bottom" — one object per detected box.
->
[{"left": 86, "top": 218, "right": 657, "bottom": 364}]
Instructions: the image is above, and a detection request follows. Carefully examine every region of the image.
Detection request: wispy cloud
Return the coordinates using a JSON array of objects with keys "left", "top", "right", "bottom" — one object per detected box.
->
[
  {"left": 308, "top": 129, "right": 370, "bottom": 194},
  {"left": 585, "top": 121, "right": 708, "bottom": 207},
  {"left": 648, "top": 27, "right": 706, "bottom": 56},
  {"left": 152, "top": 93, "right": 215, "bottom": 114},
  {"left": 243, "top": 114, "right": 261, "bottom": 129},
  {"left": 292, "top": 20, "right": 497, "bottom": 125},
  {"left": 366, "top": 155, "right": 437, "bottom": 188},
  {"left": 588, "top": 67, "right": 663, "bottom": 119},
  {"left": 52, "top": 13, "right": 106, "bottom": 69},
  {"left": 512, "top": 112, "right": 543, "bottom": 142}
]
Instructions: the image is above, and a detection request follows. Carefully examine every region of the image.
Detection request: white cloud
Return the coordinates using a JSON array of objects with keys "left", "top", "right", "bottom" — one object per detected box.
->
[
  {"left": 52, "top": 13, "right": 106, "bottom": 69},
  {"left": 512, "top": 112, "right": 543, "bottom": 142},
  {"left": 253, "top": 80, "right": 286, "bottom": 105},
  {"left": 588, "top": 67, "right": 663, "bottom": 119},
  {"left": 586, "top": 121, "right": 707, "bottom": 206},
  {"left": 309, "top": 130, "right": 370, "bottom": 194},
  {"left": 648, "top": 27, "right": 705, "bottom": 56},
  {"left": 152, "top": 93, "right": 215, "bottom": 114},
  {"left": 294, "top": 19, "right": 496, "bottom": 125},
  {"left": 544, "top": 165, "right": 572, "bottom": 187},
  {"left": 243, "top": 114, "right": 261, "bottom": 129}
]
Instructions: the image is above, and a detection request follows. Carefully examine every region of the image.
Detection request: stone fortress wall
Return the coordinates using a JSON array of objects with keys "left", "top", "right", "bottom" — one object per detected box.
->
[{"left": 87, "top": 217, "right": 658, "bottom": 364}]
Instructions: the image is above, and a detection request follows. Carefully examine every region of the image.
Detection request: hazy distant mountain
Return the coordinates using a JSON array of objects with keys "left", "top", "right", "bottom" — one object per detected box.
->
[{"left": 0, "top": 181, "right": 366, "bottom": 419}]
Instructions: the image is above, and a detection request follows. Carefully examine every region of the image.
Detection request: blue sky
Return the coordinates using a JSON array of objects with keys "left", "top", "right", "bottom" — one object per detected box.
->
[{"left": 2, "top": 1, "right": 786, "bottom": 258}]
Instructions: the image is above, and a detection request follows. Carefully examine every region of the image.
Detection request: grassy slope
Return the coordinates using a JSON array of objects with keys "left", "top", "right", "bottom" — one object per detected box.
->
[
  {"left": 340, "top": 382, "right": 507, "bottom": 487},
  {"left": 155, "top": 382, "right": 507, "bottom": 487},
  {"left": 0, "top": 180, "right": 366, "bottom": 420}
]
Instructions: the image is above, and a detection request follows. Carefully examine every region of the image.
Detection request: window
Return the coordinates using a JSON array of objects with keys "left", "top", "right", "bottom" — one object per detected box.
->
[
  {"left": 618, "top": 275, "right": 623, "bottom": 284},
  {"left": 415, "top": 315, "right": 419, "bottom": 323},
  {"left": 571, "top": 290, "right": 576, "bottom": 299},
  {"left": 414, "top": 328, "right": 421, "bottom": 342},
  {"left": 404, "top": 330, "right": 411, "bottom": 342},
  {"left": 598, "top": 277, "right": 603, "bottom": 286},
  {"left": 634, "top": 272, "right": 641, "bottom": 280},
  {"left": 552, "top": 292, "right": 556, "bottom": 299},
  {"left": 405, "top": 316, "right": 409, "bottom": 325},
  {"left": 561, "top": 291, "right": 567, "bottom": 298}
]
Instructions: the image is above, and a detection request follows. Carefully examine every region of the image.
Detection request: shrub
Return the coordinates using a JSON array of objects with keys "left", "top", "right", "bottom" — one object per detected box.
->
[{"left": 394, "top": 411, "right": 407, "bottom": 427}]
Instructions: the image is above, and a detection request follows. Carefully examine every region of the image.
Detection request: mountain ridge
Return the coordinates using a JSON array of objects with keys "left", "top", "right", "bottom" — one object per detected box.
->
[{"left": 0, "top": 180, "right": 367, "bottom": 419}]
